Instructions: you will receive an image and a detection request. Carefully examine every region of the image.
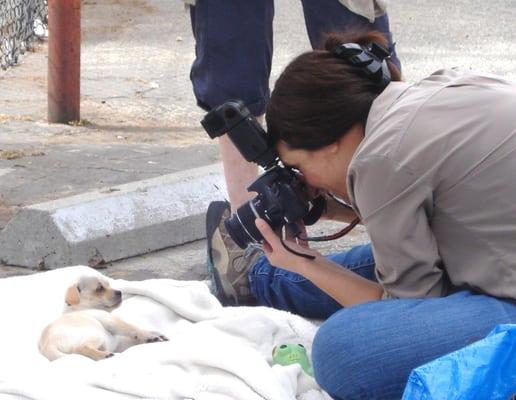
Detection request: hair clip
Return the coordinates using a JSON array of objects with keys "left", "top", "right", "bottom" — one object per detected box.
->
[{"left": 331, "top": 42, "right": 392, "bottom": 88}]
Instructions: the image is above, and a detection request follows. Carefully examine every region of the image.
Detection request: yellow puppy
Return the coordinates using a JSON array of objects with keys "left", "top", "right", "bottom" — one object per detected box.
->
[{"left": 39, "top": 275, "right": 167, "bottom": 361}]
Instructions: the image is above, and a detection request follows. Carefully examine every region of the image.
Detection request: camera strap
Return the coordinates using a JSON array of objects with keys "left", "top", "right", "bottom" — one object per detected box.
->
[
  {"left": 298, "top": 217, "right": 360, "bottom": 242},
  {"left": 279, "top": 216, "right": 361, "bottom": 260}
]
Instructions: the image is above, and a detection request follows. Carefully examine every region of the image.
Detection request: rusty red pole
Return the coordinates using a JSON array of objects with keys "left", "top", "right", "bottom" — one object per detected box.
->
[{"left": 47, "top": 0, "right": 81, "bottom": 123}]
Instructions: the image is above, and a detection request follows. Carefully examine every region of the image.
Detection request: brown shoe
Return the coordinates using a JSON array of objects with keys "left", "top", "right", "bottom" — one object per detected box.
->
[{"left": 206, "top": 201, "right": 263, "bottom": 306}]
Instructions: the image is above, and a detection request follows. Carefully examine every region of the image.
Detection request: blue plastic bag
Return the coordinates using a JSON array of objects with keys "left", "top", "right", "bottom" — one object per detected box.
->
[{"left": 402, "top": 324, "right": 516, "bottom": 400}]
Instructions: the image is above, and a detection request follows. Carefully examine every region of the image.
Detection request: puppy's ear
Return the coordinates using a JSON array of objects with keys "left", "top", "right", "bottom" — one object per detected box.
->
[{"left": 65, "top": 285, "right": 81, "bottom": 306}]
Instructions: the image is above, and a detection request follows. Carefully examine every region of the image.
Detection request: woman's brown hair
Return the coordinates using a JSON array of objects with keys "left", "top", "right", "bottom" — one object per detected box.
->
[{"left": 266, "top": 31, "right": 401, "bottom": 150}]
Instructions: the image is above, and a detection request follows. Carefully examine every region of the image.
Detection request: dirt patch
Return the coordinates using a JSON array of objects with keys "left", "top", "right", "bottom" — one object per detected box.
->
[
  {"left": 0, "top": 115, "right": 34, "bottom": 124},
  {"left": 0, "top": 149, "right": 45, "bottom": 160},
  {"left": 82, "top": 0, "right": 155, "bottom": 40},
  {"left": 83, "top": 0, "right": 153, "bottom": 12}
]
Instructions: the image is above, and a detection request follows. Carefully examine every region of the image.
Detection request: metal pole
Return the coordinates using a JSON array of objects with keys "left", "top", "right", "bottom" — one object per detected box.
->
[{"left": 47, "top": 0, "right": 81, "bottom": 123}]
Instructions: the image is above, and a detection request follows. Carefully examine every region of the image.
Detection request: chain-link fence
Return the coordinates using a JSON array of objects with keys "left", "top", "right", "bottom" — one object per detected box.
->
[{"left": 0, "top": 0, "right": 48, "bottom": 70}]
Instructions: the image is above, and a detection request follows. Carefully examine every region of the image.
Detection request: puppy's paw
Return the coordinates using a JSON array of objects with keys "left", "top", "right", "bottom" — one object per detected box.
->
[
  {"left": 143, "top": 331, "right": 168, "bottom": 343},
  {"left": 158, "top": 334, "right": 169, "bottom": 342}
]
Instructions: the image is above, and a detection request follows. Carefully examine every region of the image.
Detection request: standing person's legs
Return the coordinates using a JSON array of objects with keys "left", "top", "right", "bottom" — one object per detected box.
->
[
  {"left": 312, "top": 291, "right": 516, "bottom": 399},
  {"left": 249, "top": 244, "right": 375, "bottom": 319},
  {"left": 192, "top": 2, "right": 275, "bottom": 305},
  {"left": 189, "top": 0, "right": 274, "bottom": 211},
  {"left": 300, "top": 0, "right": 401, "bottom": 70}
]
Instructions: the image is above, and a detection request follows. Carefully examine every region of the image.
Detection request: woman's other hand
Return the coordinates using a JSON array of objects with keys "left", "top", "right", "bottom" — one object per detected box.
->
[
  {"left": 255, "top": 218, "right": 321, "bottom": 273},
  {"left": 319, "top": 192, "right": 359, "bottom": 223},
  {"left": 302, "top": 182, "right": 359, "bottom": 223}
]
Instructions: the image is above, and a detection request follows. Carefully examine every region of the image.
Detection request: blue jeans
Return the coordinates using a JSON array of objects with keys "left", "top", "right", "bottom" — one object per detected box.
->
[
  {"left": 249, "top": 244, "right": 516, "bottom": 399},
  {"left": 190, "top": 0, "right": 400, "bottom": 116}
]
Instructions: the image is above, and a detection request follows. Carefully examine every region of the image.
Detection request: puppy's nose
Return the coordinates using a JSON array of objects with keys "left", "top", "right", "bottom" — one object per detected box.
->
[{"left": 115, "top": 290, "right": 122, "bottom": 298}]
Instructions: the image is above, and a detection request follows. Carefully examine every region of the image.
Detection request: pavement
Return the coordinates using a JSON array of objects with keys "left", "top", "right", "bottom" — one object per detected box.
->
[{"left": 0, "top": 0, "right": 515, "bottom": 280}]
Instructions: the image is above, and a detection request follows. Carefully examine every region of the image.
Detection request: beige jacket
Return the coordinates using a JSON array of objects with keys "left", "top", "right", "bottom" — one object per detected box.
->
[
  {"left": 338, "top": 0, "right": 388, "bottom": 22},
  {"left": 347, "top": 69, "right": 516, "bottom": 299}
]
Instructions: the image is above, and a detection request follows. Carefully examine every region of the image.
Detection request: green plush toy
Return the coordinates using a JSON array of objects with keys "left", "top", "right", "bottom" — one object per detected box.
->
[{"left": 272, "top": 343, "right": 314, "bottom": 377}]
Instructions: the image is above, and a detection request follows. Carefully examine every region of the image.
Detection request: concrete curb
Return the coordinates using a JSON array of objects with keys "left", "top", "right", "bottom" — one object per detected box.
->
[{"left": 0, "top": 164, "right": 227, "bottom": 269}]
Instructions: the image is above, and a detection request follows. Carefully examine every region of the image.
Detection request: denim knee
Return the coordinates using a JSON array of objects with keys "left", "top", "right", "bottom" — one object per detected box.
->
[
  {"left": 312, "top": 307, "right": 376, "bottom": 400},
  {"left": 311, "top": 304, "right": 408, "bottom": 400}
]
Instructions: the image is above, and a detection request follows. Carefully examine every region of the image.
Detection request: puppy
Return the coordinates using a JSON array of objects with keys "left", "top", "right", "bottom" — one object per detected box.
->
[{"left": 39, "top": 275, "right": 167, "bottom": 361}]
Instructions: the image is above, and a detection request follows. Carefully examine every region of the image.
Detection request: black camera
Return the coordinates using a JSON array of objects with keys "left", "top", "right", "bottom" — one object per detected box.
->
[{"left": 201, "top": 100, "right": 324, "bottom": 249}]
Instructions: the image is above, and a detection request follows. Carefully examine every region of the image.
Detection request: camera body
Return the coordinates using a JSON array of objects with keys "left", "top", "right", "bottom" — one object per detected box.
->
[{"left": 201, "top": 100, "right": 323, "bottom": 249}]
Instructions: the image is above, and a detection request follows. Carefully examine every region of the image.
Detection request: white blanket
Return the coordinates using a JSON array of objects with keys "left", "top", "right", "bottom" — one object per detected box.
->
[{"left": 0, "top": 266, "right": 330, "bottom": 400}]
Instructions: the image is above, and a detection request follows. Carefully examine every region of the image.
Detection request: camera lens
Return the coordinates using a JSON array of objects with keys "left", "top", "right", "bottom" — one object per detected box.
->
[{"left": 224, "top": 199, "right": 264, "bottom": 249}]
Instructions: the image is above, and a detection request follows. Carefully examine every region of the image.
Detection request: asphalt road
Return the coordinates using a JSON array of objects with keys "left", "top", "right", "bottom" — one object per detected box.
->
[{"left": 2, "top": 0, "right": 515, "bottom": 214}]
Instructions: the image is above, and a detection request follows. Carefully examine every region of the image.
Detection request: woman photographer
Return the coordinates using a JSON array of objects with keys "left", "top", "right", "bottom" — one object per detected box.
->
[{"left": 206, "top": 30, "right": 516, "bottom": 399}]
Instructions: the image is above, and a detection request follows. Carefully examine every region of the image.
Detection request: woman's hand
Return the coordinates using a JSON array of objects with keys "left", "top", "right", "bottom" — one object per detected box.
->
[{"left": 255, "top": 218, "right": 321, "bottom": 274}]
